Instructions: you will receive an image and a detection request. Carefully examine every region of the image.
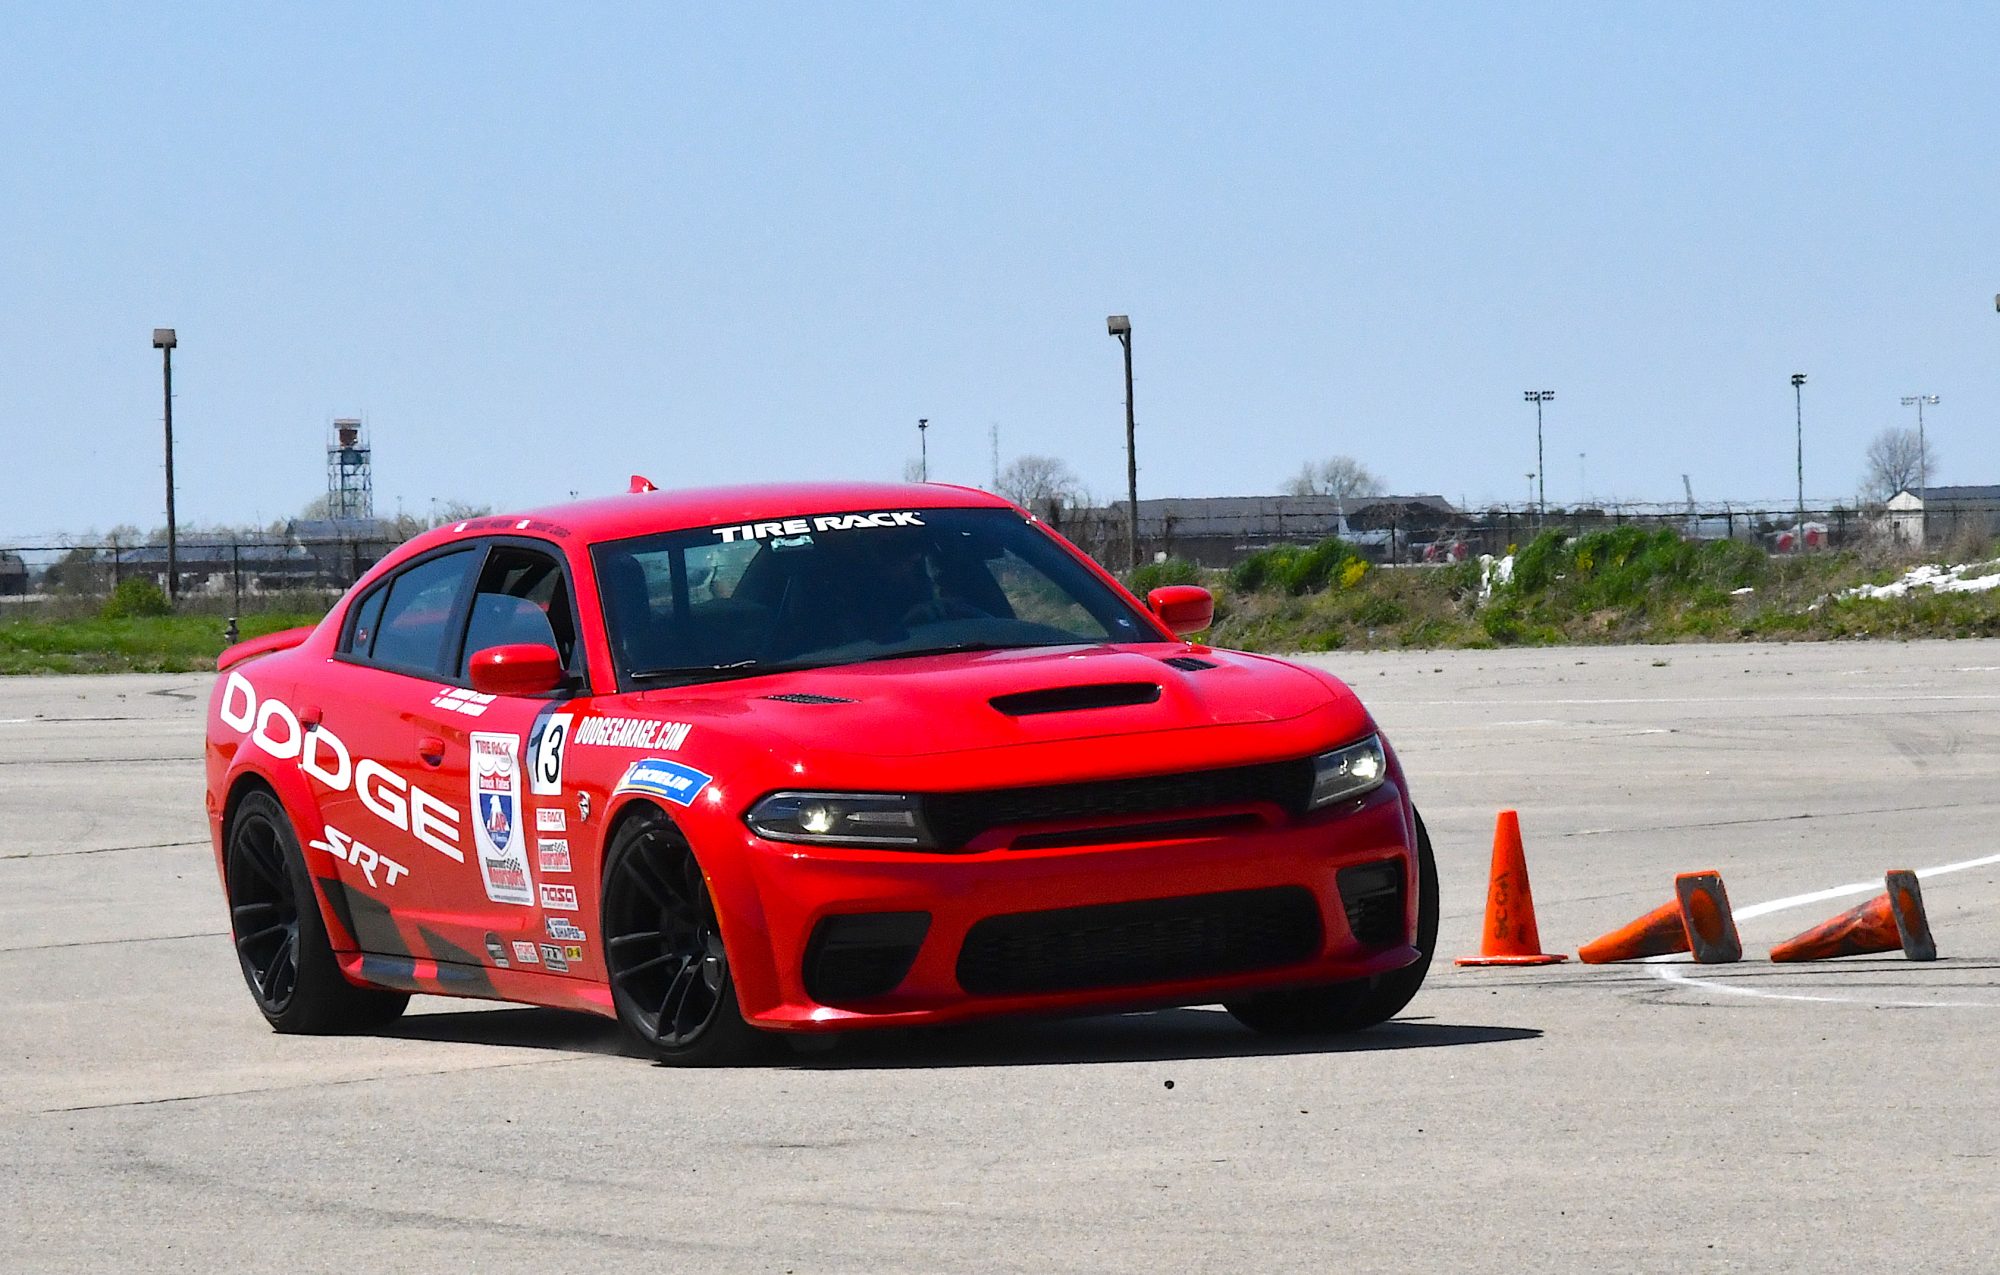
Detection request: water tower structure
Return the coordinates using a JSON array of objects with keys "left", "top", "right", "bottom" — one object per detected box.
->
[{"left": 327, "top": 418, "right": 374, "bottom": 523}]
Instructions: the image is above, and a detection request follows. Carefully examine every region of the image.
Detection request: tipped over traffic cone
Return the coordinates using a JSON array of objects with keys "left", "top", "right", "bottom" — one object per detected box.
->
[
  {"left": 1770, "top": 870, "right": 1937, "bottom": 962},
  {"left": 1456, "top": 810, "right": 1567, "bottom": 966},
  {"left": 1578, "top": 870, "right": 1742, "bottom": 964}
]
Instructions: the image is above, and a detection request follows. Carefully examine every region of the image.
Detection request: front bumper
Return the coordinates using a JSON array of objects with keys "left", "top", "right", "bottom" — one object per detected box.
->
[{"left": 717, "top": 783, "right": 1420, "bottom": 1031}]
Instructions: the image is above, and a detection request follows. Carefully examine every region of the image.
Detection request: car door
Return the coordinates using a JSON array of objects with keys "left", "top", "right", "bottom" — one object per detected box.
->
[
  {"left": 314, "top": 546, "right": 486, "bottom": 963},
  {"left": 424, "top": 538, "right": 597, "bottom": 978}
]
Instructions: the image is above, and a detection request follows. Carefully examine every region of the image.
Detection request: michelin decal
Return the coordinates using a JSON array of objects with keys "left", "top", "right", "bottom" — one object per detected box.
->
[
  {"left": 471, "top": 732, "right": 535, "bottom": 907},
  {"left": 614, "top": 757, "right": 714, "bottom": 807}
]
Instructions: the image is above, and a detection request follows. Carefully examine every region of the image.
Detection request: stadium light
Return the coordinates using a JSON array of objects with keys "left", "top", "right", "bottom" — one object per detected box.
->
[
  {"left": 917, "top": 418, "right": 930, "bottom": 482},
  {"left": 1107, "top": 315, "right": 1137, "bottom": 571},
  {"left": 1523, "top": 390, "right": 1555, "bottom": 520},
  {"left": 152, "top": 328, "right": 179, "bottom": 603}
]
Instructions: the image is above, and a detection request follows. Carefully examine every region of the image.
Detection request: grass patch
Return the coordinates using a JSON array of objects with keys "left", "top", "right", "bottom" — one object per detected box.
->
[{"left": 0, "top": 611, "right": 323, "bottom": 674}]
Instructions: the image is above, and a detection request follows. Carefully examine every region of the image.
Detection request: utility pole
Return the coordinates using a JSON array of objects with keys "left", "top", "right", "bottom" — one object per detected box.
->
[
  {"left": 152, "top": 328, "right": 179, "bottom": 603},
  {"left": 989, "top": 422, "right": 999, "bottom": 491},
  {"left": 918, "top": 418, "right": 929, "bottom": 482},
  {"left": 1791, "top": 373, "right": 1807, "bottom": 551},
  {"left": 1901, "top": 393, "right": 1939, "bottom": 544},
  {"left": 1107, "top": 315, "right": 1138, "bottom": 571},
  {"left": 1523, "top": 389, "right": 1555, "bottom": 522}
]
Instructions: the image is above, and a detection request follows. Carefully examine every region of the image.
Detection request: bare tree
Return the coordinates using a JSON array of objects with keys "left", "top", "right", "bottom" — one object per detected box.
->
[
  {"left": 1282, "top": 455, "right": 1386, "bottom": 501},
  {"left": 1862, "top": 427, "right": 1937, "bottom": 501},
  {"left": 997, "top": 454, "right": 1086, "bottom": 520},
  {"left": 902, "top": 457, "right": 926, "bottom": 483}
]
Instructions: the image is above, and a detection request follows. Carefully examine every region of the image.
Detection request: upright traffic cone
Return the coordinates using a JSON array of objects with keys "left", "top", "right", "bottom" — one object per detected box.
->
[
  {"left": 1456, "top": 810, "right": 1567, "bottom": 966},
  {"left": 1770, "top": 870, "right": 1936, "bottom": 962},
  {"left": 1578, "top": 870, "right": 1741, "bottom": 964}
]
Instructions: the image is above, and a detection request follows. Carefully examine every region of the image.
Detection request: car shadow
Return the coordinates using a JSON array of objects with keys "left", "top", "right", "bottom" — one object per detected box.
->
[
  {"left": 784, "top": 1008, "right": 1542, "bottom": 1070},
  {"left": 372, "top": 1004, "right": 1542, "bottom": 1068},
  {"left": 377, "top": 1005, "right": 638, "bottom": 1057}
]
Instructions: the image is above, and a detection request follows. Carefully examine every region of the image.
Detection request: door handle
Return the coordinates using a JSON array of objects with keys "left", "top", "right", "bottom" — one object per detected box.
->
[{"left": 417, "top": 736, "right": 446, "bottom": 767}]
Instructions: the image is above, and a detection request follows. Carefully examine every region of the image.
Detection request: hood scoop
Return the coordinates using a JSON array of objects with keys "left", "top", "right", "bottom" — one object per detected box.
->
[
  {"left": 1161, "top": 655, "right": 1218, "bottom": 672},
  {"left": 989, "top": 681, "right": 1162, "bottom": 717},
  {"left": 762, "top": 692, "right": 857, "bottom": 705}
]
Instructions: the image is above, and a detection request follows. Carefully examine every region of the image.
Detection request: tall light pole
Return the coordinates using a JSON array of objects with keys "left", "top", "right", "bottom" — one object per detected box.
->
[
  {"left": 152, "top": 328, "right": 179, "bottom": 603},
  {"left": 917, "top": 418, "right": 930, "bottom": 482},
  {"left": 1792, "top": 373, "right": 1807, "bottom": 551},
  {"left": 1523, "top": 389, "right": 1554, "bottom": 521},
  {"left": 1107, "top": 314, "right": 1138, "bottom": 571},
  {"left": 1901, "top": 393, "right": 1938, "bottom": 543}
]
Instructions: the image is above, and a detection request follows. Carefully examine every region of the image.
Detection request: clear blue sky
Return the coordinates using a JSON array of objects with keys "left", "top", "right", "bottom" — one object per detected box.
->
[{"left": 4, "top": 3, "right": 1997, "bottom": 542}]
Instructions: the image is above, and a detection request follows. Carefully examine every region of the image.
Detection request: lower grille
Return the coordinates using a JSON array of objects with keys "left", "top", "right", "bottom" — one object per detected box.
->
[
  {"left": 1337, "top": 860, "right": 1407, "bottom": 947},
  {"left": 955, "top": 886, "right": 1323, "bottom": 997},
  {"left": 804, "top": 912, "right": 931, "bottom": 1004}
]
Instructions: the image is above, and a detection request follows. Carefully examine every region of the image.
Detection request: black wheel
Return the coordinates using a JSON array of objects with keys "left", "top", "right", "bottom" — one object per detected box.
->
[
  {"left": 224, "top": 789, "right": 408, "bottom": 1033},
  {"left": 602, "top": 808, "right": 770, "bottom": 1066},
  {"left": 1226, "top": 809, "right": 1440, "bottom": 1036}
]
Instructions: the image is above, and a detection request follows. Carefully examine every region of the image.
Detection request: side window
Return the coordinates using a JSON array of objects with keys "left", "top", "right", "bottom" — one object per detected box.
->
[
  {"left": 344, "top": 582, "right": 389, "bottom": 657},
  {"left": 458, "top": 546, "right": 578, "bottom": 678},
  {"left": 367, "top": 550, "right": 478, "bottom": 675}
]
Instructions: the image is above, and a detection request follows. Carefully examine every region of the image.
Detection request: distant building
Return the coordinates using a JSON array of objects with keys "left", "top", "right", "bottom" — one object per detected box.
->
[
  {"left": 0, "top": 551, "right": 26, "bottom": 596},
  {"left": 1080, "top": 494, "right": 1463, "bottom": 565},
  {"left": 1883, "top": 486, "right": 2000, "bottom": 546}
]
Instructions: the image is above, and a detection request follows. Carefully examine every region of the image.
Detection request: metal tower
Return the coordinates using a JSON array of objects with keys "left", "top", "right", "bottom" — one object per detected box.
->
[{"left": 326, "top": 418, "right": 374, "bottom": 522}]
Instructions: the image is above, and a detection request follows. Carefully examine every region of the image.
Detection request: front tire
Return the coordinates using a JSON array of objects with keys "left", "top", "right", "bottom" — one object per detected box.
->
[
  {"left": 1225, "top": 808, "right": 1440, "bottom": 1036},
  {"left": 601, "top": 808, "right": 770, "bottom": 1066},
  {"left": 224, "top": 789, "right": 409, "bottom": 1033}
]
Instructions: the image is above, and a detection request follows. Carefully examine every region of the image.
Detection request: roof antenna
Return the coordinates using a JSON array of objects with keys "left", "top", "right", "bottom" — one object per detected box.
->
[{"left": 628, "top": 475, "right": 657, "bottom": 494}]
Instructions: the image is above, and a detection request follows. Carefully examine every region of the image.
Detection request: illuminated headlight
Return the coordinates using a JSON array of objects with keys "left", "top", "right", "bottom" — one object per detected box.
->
[
  {"left": 1308, "top": 735, "right": 1387, "bottom": 810},
  {"left": 746, "top": 792, "right": 936, "bottom": 848}
]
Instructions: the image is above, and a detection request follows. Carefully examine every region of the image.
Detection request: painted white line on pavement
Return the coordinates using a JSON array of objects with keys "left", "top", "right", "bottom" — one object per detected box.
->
[{"left": 1647, "top": 849, "right": 2000, "bottom": 1007}]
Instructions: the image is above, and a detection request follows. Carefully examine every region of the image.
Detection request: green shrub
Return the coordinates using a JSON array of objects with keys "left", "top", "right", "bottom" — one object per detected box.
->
[
  {"left": 100, "top": 578, "right": 172, "bottom": 620},
  {"left": 1127, "top": 558, "right": 1203, "bottom": 594}
]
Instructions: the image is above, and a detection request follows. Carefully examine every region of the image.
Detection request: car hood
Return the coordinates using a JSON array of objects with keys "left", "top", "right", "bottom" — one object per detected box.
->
[{"left": 635, "top": 645, "right": 1365, "bottom": 759}]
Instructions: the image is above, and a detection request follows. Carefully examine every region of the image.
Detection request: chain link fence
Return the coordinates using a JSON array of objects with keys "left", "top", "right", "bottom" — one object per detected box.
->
[{"left": 0, "top": 538, "right": 401, "bottom": 610}]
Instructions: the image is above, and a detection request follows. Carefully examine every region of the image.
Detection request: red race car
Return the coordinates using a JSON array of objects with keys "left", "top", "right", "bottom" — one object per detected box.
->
[{"left": 205, "top": 481, "right": 1436, "bottom": 1064}]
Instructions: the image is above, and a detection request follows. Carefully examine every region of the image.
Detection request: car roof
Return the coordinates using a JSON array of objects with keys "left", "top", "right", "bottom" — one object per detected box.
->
[{"left": 422, "top": 481, "right": 1019, "bottom": 549}]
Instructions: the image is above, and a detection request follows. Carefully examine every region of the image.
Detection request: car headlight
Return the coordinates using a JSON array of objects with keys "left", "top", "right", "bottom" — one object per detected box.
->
[
  {"left": 746, "top": 792, "right": 936, "bottom": 848},
  {"left": 1308, "top": 735, "right": 1387, "bottom": 810}
]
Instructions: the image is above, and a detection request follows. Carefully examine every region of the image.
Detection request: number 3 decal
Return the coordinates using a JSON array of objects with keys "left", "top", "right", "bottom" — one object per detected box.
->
[{"left": 530, "top": 712, "right": 571, "bottom": 797}]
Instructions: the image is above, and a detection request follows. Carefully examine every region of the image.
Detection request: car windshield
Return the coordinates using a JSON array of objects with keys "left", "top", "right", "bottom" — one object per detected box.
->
[{"left": 591, "top": 507, "right": 1155, "bottom": 686}]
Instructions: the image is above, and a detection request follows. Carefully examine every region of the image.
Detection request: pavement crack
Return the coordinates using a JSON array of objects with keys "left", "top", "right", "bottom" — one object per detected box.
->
[
  {"left": 0, "top": 930, "right": 224, "bottom": 954},
  {"left": 1, "top": 839, "right": 207, "bottom": 861},
  {"left": 33, "top": 1055, "right": 590, "bottom": 1116}
]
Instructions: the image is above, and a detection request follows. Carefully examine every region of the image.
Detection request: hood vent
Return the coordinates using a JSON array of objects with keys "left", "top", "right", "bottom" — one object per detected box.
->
[
  {"left": 1161, "top": 655, "right": 1218, "bottom": 672},
  {"left": 989, "top": 681, "right": 1161, "bottom": 717},
  {"left": 762, "top": 692, "right": 857, "bottom": 705}
]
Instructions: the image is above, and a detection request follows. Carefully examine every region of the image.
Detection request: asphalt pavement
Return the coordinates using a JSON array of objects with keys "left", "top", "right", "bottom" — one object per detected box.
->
[{"left": 2, "top": 643, "right": 1996, "bottom": 1273}]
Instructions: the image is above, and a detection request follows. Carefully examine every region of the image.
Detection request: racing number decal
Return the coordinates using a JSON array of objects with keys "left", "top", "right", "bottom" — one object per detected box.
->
[{"left": 530, "top": 712, "right": 572, "bottom": 797}]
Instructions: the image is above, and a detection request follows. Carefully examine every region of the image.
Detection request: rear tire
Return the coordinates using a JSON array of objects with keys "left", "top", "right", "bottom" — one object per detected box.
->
[
  {"left": 1225, "top": 809, "right": 1439, "bottom": 1036},
  {"left": 225, "top": 789, "right": 409, "bottom": 1033},
  {"left": 601, "top": 808, "right": 771, "bottom": 1067}
]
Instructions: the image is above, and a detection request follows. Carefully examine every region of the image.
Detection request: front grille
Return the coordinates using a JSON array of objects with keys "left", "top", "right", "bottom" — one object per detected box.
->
[
  {"left": 924, "top": 757, "right": 1314, "bottom": 850},
  {"left": 1337, "top": 860, "right": 1406, "bottom": 947},
  {"left": 955, "top": 886, "right": 1323, "bottom": 997}
]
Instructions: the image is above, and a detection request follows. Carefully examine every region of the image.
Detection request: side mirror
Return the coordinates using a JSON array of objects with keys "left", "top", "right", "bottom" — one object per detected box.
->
[
  {"left": 1147, "top": 585, "right": 1214, "bottom": 637},
  {"left": 468, "top": 644, "right": 566, "bottom": 696}
]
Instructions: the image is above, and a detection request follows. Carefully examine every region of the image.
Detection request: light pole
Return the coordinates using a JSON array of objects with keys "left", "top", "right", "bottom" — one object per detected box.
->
[
  {"left": 1107, "top": 314, "right": 1138, "bottom": 571},
  {"left": 1792, "top": 373, "right": 1807, "bottom": 551},
  {"left": 1525, "top": 472, "right": 1535, "bottom": 509},
  {"left": 152, "top": 328, "right": 179, "bottom": 603},
  {"left": 1523, "top": 389, "right": 1554, "bottom": 521},
  {"left": 917, "top": 418, "right": 930, "bottom": 482},
  {"left": 1901, "top": 393, "right": 1939, "bottom": 543}
]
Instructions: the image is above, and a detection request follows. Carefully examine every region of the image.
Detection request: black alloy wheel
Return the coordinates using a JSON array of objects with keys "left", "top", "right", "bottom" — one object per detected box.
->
[
  {"left": 224, "top": 790, "right": 408, "bottom": 1033},
  {"left": 602, "top": 809, "right": 767, "bottom": 1065},
  {"left": 1225, "top": 808, "right": 1441, "bottom": 1036}
]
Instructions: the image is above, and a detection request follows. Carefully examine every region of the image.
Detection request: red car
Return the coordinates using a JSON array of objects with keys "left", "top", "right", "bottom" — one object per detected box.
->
[{"left": 206, "top": 482, "right": 1436, "bottom": 1064}]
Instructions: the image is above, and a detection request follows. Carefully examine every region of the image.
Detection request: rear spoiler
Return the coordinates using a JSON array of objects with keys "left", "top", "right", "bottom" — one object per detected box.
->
[{"left": 217, "top": 626, "right": 315, "bottom": 672}]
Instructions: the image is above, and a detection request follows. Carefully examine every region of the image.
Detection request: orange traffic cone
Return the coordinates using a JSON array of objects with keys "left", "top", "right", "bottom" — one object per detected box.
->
[
  {"left": 1770, "top": 870, "right": 1937, "bottom": 962},
  {"left": 1456, "top": 810, "right": 1567, "bottom": 966},
  {"left": 1578, "top": 871, "right": 1741, "bottom": 964}
]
